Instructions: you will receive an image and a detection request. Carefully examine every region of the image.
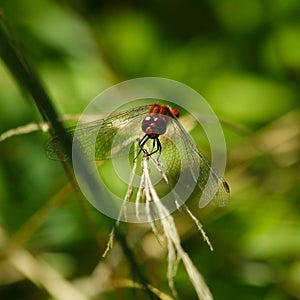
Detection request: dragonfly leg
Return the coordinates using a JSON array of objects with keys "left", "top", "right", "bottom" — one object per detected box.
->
[
  {"left": 135, "top": 135, "right": 162, "bottom": 161},
  {"left": 149, "top": 138, "right": 156, "bottom": 153},
  {"left": 147, "top": 138, "right": 161, "bottom": 158},
  {"left": 134, "top": 134, "right": 149, "bottom": 161}
]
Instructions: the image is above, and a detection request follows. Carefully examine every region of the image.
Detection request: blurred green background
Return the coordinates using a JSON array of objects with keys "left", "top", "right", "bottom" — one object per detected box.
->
[{"left": 0, "top": 0, "right": 300, "bottom": 299}]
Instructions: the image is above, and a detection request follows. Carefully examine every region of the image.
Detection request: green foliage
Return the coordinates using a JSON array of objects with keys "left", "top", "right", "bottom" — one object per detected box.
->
[{"left": 0, "top": 1, "right": 299, "bottom": 299}]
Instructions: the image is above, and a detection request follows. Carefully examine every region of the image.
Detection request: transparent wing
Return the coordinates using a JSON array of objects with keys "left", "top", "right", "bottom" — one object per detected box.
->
[
  {"left": 46, "top": 105, "right": 152, "bottom": 161},
  {"left": 46, "top": 103, "right": 229, "bottom": 207},
  {"left": 159, "top": 115, "right": 230, "bottom": 208}
]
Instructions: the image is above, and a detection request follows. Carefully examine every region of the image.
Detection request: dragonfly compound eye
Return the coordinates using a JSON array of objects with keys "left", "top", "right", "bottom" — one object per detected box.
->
[{"left": 142, "top": 115, "right": 168, "bottom": 138}]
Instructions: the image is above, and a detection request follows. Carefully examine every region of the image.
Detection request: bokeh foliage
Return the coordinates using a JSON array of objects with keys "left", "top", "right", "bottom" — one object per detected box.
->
[{"left": 0, "top": 0, "right": 300, "bottom": 299}]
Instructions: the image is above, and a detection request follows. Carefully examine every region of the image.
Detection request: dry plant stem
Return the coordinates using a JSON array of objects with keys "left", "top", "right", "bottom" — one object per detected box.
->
[
  {"left": 141, "top": 157, "right": 213, "bottom": 300},
  {"left": 0, "top": 114, "right": 107, "bottom": 143},
  {"left": 184, "top": 206, "right": 214, "bottom": 251},
  {"left": 102, "top": 228, "right": 115, "bottom": 258},
  {"left": 119, "top": 141, "right": 139, "bottom": 223},
  {"left": 148, "top": 155, "right": 214, "bottom": 251},
  {"left": 0, "top": 122, "right": 49, "bottom": 142},
  {"left": 113, "top": 278, "right": 174, "bottom": 300},
  {"left": 104, "top": 147, "right": 214, "bottom": 299},
  {"left": 7, "top": 248, "right": 89, "bottom": 300}
]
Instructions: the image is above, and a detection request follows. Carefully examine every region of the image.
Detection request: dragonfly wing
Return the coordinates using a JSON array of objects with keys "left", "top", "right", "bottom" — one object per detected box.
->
[
  {"left": 195, "top": 151, "right": 230, "bottom": 208},
  {"left": 160, "top": 116, "right": 230, "bottom": 208},
  {"left": 45, "top": 105, "right": 152, "bottom": 161}
]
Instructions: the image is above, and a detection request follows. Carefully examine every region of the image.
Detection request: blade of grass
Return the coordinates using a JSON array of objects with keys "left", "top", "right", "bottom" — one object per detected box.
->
[{"left": 0, "top": 12, "right": 156, "bottom": 300}]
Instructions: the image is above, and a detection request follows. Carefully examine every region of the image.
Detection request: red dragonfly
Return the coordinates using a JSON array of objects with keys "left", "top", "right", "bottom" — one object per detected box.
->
[
  {"left": 46, "top": 104, "right": 230, "bottom": 207},
  {"left": 138, "top": 104, "right": 179, "bottom": 157}
]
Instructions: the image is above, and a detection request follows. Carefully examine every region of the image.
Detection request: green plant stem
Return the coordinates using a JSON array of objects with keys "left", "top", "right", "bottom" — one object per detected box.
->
[
  {"left": 115, "top": 225, "right": 159, "bottom": 300},
  {"left": 0, "top": 12, "right": 155, "bottom": 300}
]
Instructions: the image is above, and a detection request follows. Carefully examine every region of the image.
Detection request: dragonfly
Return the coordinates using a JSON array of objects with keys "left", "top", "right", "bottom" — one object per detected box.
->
[{"left": 46, "top": 103, "right": 230, "bottom": 207}]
